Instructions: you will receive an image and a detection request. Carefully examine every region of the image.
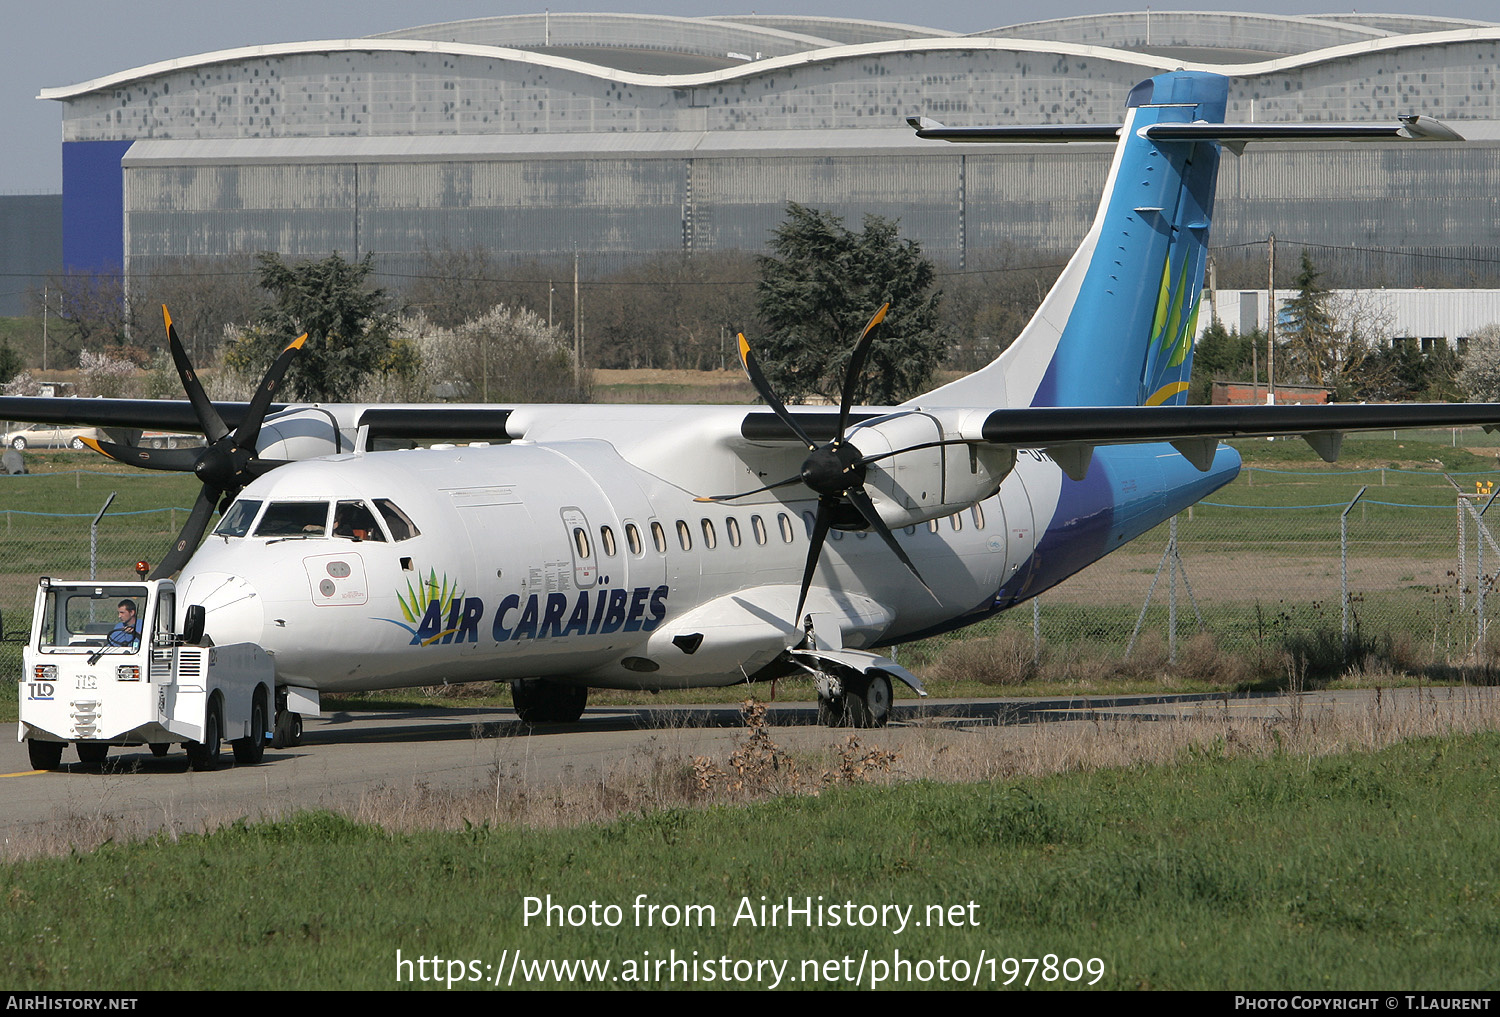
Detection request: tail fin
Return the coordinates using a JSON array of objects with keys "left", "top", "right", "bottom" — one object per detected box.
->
[{"left": 918, "top": 71, "right": 1228, "bottom": 410}]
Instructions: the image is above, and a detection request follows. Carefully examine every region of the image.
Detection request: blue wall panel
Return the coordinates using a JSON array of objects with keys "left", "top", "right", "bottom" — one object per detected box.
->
[{"left": 62, "top": 140, "right": 132, "bottom": 272}]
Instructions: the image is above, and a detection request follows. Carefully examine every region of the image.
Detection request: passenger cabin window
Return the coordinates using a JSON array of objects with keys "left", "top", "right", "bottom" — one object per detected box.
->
[
  {"left": 625, "top": 523, "right": 642, "bottom": 556},
  {"left": 600, "top": 525, "right": 617, "bottom": 557},
  {"left": 334, "top": 500, "right": 386, "bottom": 541},
  {"left": 972, "top": 504, "right": 986, "bottom": 529},
  {"left": 374, "top": 499, "right": 421, "bottom": 541},
  {"left": 651, "top": 521, "right": 667, "bottom": 554},
  {"left": 779, "top": 513, "right": 795, "bottom": 543},
  {"left": 573, "top": 527, "right": 592, "bottom": 559},
  {"left": 727, "top": 517, "right": 742, "bottom": 547},
  {"left": 927, "top": 519, "right": 940, "bottom": 534},
  {"left": 676, "top": 520, "right": 692, "bottom": 551},
  {"left": 215, "top": 499, "right": 263, "bottom": 537},
  {"left": 752, "top": 515, "right": 767, "bottom": 546},
  {"left": 701, "top": 519, "right": 717, "bottom": 549},
  {"left": 950, "top": 513, "right": 963, "bottom": 532},
  {"left": 254, "top": 502, "right": 329, "bottom": 537}
]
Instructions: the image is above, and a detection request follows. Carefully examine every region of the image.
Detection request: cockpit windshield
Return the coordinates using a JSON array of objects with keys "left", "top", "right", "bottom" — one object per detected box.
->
[
  {"left": 254, "top": 502, "right": 330, "bottom": 537},
  {"left": 214, "top": 499, "right": 263, "bottom": 537}
]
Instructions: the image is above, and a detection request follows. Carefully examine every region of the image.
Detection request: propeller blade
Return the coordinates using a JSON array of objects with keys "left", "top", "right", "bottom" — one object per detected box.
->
[
  {"left": 163, "top": 306, "right": 230, "bottom": 445},
  {"left": 236, "top": 333, "right": 307, "bottom": 451},
  {"left": 149, "top": 485, "right": 220, "bottom": 580},
  {"left": 844, "top": 485, "right": 938, "bottom": 603},
  {"left": 737, "top": 333, "right": 816, "bottom": 451},
  {"left": 836, "top": 302, "right": 889, "bottom": 441},
  {"left": 855, "top": 437, "right": 972, "bottom": 469},
  {"left": 79, "top": 436, "right": 199, "bottom": 472},
  {"left": 694, "top": 473, "right": 804, "bottom": 503},
  {"left": 793, "top": 499, "right": 834, "bottom": 626}
]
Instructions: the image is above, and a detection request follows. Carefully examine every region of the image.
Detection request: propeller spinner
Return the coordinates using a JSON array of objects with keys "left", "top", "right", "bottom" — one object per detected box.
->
[
  {"left": 702, "top": 304, "right": 936, "bottom": 625},
  {"left": 82, "top": 307, "right": 307, "bottom": 579}
]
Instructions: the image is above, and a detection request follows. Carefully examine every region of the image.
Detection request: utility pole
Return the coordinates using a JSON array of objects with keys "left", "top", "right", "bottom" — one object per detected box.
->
[
  {"left": 1267, "top": 232, "right": 1277, "bottom": 404},
  {"left": 42, "top": 285, "right": 49, "bottom": 373},
  {"left": 572, "top": 250, "right": 581, "bottom": 387}
]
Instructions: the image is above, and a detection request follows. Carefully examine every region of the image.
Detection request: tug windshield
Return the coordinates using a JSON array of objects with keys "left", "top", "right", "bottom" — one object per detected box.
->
[{"left": 37, "top": 584, "right": 150, "bottom": 653}]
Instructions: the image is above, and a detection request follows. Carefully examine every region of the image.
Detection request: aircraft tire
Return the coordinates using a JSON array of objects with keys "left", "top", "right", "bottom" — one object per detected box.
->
[
  {"left": 69, "top": 437, "right": 86, "bottom": 450},
  {"left": 187, "top": 697, "right": 222, "bottom": 771},
  {"left": 817, "top": 692, "right": 847, "bottom": 728},
  {"left": 28, "top": 740, "right": 64, "bottom": 770},
  {"left": 76, "top": 742, "right": 109, "bottom": 765},
  {"left": 512, "top": 679, "right": 588, "bottom": 724},
  {"left": 232, "top": 691, "right": 267, "bottom": 765},
  {"left": 272, "top": 708, "right": 302, "bottom": 748},
  {"left": 843, "top": 673, "right": 892, "bottom": 729}
]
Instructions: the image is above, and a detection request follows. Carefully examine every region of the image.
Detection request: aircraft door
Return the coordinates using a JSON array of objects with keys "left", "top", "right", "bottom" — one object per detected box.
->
[
  {"left": 561, "top": 508, "right": 598, "bottom": 589},
  {"left": 997, "top": 472, "right": 1037, "bottom": 599}
]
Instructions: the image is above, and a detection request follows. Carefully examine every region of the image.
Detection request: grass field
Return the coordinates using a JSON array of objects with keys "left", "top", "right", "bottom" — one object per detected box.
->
[
  {"left": 4, "top": 434, "right": 1500, "bottom": 721},
  {"left": 3, "top": 730, "right": 1497, "bottom": 989}
]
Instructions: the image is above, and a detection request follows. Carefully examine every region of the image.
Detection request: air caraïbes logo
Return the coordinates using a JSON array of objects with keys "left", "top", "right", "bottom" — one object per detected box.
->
[{"left": 380, "top": 569, "right": 668, "bottom": 646}]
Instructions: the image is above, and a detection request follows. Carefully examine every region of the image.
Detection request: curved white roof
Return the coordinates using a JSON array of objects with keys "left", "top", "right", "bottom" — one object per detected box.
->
[{"left": 41, "top": 26, "right": 1500, "bottom": 102}]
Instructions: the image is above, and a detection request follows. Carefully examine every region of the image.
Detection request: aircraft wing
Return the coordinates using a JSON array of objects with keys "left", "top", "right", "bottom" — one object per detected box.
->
[
  {"left": 741, "top": 402, "right": 1500, "bottom": 474},
  {"left": 0, "top": 397, "right": 518, "bottom": 444}
]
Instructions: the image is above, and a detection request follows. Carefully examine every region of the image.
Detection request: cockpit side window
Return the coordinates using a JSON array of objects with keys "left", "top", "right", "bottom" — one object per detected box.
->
[
  {"left": 253, "top": 502, "right": 330, "bottom": 537},
  {"left": 334, "top": 500, "right": 387, "bottom": 541},
  {"left": 374, "top": 499, "right": 421, "bottom": 541},
  {"left": 214, "top": 499, "right": 263, "bottom": 538}
]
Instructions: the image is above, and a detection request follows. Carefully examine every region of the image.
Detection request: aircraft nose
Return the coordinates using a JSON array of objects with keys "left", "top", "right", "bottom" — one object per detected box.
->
[{"left": 175, "top": 571, "right": 264, "bottom": 648}]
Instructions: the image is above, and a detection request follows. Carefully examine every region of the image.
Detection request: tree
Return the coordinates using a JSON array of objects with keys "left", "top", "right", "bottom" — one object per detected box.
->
[
  {"left": 1459, "top": 324, "right": 1500, "bottom": 403},
  {"left": 0, "top": 339, "right": 21, "bottom": 387},
  {"left": 1278, "top": 251, "right": 1341, "bottom": 387},
  {"left": 223, "top": 252, "right": 416, "bottom": 402},
  {"left": 423, "top": 304, "right": 588, "bottom": 403},
  {"left": 755, "top": 203, "right": 944, "bottom": 405}
]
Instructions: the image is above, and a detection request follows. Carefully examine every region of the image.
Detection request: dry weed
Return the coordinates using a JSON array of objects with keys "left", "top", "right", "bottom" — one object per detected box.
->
[{"left": 7, "top": 689, "right": 1499, "bottom": 859}]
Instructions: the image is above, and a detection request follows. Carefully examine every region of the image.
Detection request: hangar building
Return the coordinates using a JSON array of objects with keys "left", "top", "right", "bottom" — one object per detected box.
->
[{"left": 40, "top": 10, "right": 1500, "bottom": 288}]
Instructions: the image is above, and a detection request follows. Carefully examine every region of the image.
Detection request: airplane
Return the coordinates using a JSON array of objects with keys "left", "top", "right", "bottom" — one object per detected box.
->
[{"left": 5, "top": 70, "right": 1496, "bottom": 750}]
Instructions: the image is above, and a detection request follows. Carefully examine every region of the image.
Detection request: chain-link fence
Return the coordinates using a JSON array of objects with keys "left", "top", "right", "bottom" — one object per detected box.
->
[
  {"left": 905, "top": 463, "right": 1500, "bottom": 682},
  {"left": 6, "top": 462, "right": 1500, "bottom": 686}
]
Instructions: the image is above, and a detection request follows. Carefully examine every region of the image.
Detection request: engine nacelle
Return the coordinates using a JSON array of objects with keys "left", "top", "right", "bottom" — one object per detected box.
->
[
  {"left": 256, "top": 407, "right": 350, "bottom": 462},
  {"left": 849, "top": 411, "right": 1015, "bottom": 529}
]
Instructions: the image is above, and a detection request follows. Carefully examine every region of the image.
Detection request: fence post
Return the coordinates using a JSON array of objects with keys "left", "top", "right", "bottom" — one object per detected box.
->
[
  {"left": 89, "top": 492, "right": 116, "bottom": 581},
  {"left": 1341, "top": 486, "right": 1367, "bottom": 652},
  {"left": 1032, "top": 596, "right": 1041, "bottom": 666}
]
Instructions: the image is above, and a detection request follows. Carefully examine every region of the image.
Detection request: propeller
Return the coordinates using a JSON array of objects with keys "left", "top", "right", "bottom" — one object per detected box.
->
[
  {"left": 701, "top": 304, "right": 936, "bottom": 626},
  {"left": 81, "top": 306, "right": 307, "bottom": 578}
]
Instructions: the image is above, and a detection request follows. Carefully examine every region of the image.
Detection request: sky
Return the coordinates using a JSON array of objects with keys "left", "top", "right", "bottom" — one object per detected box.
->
[{"left": 3, "top": 1, "right": 1499, "bottom": 193}]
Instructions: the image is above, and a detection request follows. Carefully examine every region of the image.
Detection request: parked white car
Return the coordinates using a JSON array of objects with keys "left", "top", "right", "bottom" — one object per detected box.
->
[{"left": 1, "top": 423, "right": 104, "bottom": 451}]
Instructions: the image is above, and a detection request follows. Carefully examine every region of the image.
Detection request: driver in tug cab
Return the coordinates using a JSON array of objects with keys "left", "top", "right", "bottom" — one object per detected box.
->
[{"left": 109, "top": 599, "right": 141, "bottom": 648}]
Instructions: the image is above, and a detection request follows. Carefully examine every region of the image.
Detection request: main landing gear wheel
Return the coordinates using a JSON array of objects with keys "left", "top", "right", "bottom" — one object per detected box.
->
[
  {"left": 232, "top": 692, "right": 267, "bottom": 765},
  {"left": 816, "top": 671, "right": 892, "bottom": 729},
  {"left": 844, "top": 673, "right": 893, "bottom": 729},
  {"left": 511, "top": 679, "right": 588, "bottom": 724},
  {"left": 28, "top": 740, "right": 64, "bottom": 770},
  {"left": 272, "top": 709, "right": 303, "bottom": 749}
]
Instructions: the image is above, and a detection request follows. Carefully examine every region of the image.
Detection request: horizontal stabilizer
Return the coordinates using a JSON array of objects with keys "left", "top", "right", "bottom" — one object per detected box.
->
[
  {"left": 910, "top": 115, "right": 1463, "bottom": 147},
  {"left": 906, "top": 117, "right": 1120, "bottom": 143}
]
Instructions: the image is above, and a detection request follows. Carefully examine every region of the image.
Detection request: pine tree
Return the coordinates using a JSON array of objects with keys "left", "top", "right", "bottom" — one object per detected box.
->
[{"left": 755, "top": 203, "right": 945, "bottom": 405}]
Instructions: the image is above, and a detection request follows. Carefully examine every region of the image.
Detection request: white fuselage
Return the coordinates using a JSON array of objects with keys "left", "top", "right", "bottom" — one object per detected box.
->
[{"left": 175, "top": 435, "right": 1052, "bottom": 693}]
